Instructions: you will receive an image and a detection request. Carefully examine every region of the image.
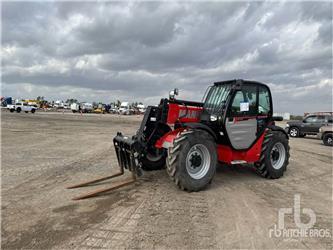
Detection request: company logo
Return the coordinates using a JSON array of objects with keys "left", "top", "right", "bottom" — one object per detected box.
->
[
  {"left": 179, "top": 109, "right": 200, "bottom": 119},
  {"left": 269, "top": 194, "right": 331, "bottom": 238}
]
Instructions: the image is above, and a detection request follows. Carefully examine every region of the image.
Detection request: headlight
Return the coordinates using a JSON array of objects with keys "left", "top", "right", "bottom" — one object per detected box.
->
[
  {"left": 210, "top": 115, "right": 218, "bottom": 122},
  {"left": 285, "top": 124, "right": 289, "bottom": 128},
  {"left": 319, "top": 127, "right": 322, "bottom": 132}
]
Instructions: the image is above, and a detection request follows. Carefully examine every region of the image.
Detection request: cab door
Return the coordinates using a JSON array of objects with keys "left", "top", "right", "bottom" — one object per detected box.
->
[
  {"left": 301, "top": 115, "right": 317, "bottom": 133},
  {"left": 225, "top": 85, "right": 258, "bottom": 150}
]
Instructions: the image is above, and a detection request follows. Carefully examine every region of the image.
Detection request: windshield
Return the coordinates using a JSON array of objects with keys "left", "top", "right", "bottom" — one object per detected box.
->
[{"left": 203, "top": 84, "right": 231, "bottom": 114}]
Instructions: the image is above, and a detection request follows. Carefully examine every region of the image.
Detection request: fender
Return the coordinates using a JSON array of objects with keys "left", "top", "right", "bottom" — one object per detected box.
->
[
  {"left": 182, "top": 122, "right": 218, "bottom": 141},
  {"left": 155, "top": 127, "right": 186, "bottom": 149},
  {"left": 268, "top": 124, "right": 289, "bottom": 139}
]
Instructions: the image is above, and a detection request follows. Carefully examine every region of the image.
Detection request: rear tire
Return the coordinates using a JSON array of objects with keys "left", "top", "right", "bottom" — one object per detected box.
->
[
  {"left": 166, "top": 130, "right": 217, "bottom": 191},
  {"left": 255, "top": 130, "right": 290, "bottom": 179},
  {"left": 323, "top": 133, "right": 333, "bottom": 146},
  {"left": 289, "top": 127, "right": 299, "bottom": 137}
]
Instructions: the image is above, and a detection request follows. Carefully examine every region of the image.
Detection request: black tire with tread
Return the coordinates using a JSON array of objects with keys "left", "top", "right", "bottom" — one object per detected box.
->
[
  {"left": 166, "top": 130, "right": 217, "bottom": 191},
  {"left": 255, "top": 130, "right": 290, "bottom": 179},
  {"left": 16, "top": 107, "right": 21, "bottom": 113},
  {"left": 31, "top": 109, "right": 35, "bottom": 113},
  {"left": 323, "top": 133, "right": 333, "bottom": 146}
]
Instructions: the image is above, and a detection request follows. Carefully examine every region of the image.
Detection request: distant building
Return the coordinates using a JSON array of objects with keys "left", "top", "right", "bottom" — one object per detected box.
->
[{"left": 273, "top": 112, "right": 290, "bottom": 120}]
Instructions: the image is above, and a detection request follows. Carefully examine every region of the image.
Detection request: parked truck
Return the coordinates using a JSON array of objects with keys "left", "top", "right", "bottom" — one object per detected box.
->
[
  {"left": 8, "top": 102, "right": 37, "bottom": 113},
  {"left": 285, "top": 114, "right": 332, "bottom": 137}
]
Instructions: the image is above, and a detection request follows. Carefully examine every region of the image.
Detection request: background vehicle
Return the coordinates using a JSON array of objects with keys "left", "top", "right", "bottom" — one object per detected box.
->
[
  {"left": 80, "top": 103, "right": 93, "bottom": 113},
  {"left": 70, "top": 103, "right": 80, "bottom": 113},
  {"left": 119, "top": 102, "right": 132, "bottom": 115},
  {"left": 94, "top": 103, "right": 106, "bottom": 114},
  {"left": 285, "top": 114, "right": 333, "bottom": 137},
  {"left": 1, "top": 97, "right": 13, "bottom": 107},
  {"left": 8, "top": 102, "right": 37, "bottom": 113},
  {"left": 318, "top": 125, "right": 333, "bottom": 146},
  {"left": 136, "top": 104, "right": 146, "bottom": 114},
  {"left": 53, "top": 100, "right": 64, "bottom": 109}
]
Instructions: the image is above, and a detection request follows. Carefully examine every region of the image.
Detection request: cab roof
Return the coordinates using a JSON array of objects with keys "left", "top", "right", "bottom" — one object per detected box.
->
[{"left": 214, "top": 79, "right": 269, "bottom": 89}]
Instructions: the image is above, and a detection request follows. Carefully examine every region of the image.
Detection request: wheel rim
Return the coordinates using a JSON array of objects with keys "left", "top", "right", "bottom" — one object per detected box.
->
[
  {"left": 270, "top": 142, "right": 286, "bottom": 170},
  {"left": 186, "top": 144, "right": 211, "bottom": 179},
  {"left": 327, "top": 137, "right": 333, "bottom": 145},
  {"left": 290, "top": 128, "right": 298, "bottom": 137}
]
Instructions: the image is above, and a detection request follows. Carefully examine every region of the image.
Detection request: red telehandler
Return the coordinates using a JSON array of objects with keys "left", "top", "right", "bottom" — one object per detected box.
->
[{"left": 69, "top": 79, "right": 290, "bottom": 199}]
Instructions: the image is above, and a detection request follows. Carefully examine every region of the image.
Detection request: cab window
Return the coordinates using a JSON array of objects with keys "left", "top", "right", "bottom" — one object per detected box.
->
[
  {"left": 230, "top": 85, "right": 257, "bottom": 116},
  {"left": 304, "top": 116, "right": 316, "bottom": 123},
  {"left": 316, "top": 116, "right": 325, "bottom": 123},
  {"left": 258, "top": 86, "right": 271, "bottom": 115}
]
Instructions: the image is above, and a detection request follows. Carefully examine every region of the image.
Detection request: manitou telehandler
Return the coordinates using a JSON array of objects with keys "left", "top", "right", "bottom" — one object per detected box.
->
[{"left": 69, "top": 79, "right": 290, "bottom": 199}]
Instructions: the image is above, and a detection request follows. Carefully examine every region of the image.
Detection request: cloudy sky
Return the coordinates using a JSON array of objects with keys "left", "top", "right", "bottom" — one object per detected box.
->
[{"left": 2, "top": 1, "right": 332, "bottom": 114}]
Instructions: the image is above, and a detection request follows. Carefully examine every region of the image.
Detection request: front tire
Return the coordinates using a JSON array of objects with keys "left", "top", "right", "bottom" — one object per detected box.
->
[
  {"left": 166, "top": 130, "right": 217, "bottom": 191},
  {"left": 31, "top": 109, "right": 35, "bottom": 113},
  {"left": 289, "top": 127, "right": 299, "bottom": 137},
  {"left": 323, "top": 133, "right": 333, "bottom": 146},
  {"left": 255, "top": 130, "right": 290, "bottom": 179},
  {"left": 16, "top": 107, "right": 21, "bottom": 113}
]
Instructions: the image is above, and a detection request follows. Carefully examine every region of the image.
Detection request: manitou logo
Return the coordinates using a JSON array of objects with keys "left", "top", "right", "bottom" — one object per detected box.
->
[
  {"left": 269, "top": 194, "right": 331, "bottom": 238},
  {"left": 179, "top": 109, "right": 200, "bottom": 119}
]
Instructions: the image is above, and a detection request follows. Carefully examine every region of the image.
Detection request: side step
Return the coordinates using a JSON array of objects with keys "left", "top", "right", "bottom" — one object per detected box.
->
[{"left": 230, "top": 160, "right": 247, "bottom": 165}]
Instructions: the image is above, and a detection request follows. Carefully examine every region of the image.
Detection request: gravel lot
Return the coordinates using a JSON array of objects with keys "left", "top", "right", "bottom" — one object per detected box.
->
[{"left": 2, "top": 111, "right": 332, "bottom": 249}]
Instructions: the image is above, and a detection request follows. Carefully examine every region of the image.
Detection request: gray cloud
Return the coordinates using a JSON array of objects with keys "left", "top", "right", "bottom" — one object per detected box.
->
[{"left": 2, "top": 1, "right": 332, "bottom": 114}]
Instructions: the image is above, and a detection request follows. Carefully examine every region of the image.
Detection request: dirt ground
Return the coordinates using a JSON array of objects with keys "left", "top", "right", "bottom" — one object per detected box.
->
[{"left": 1, "top": 111, "right": 332, "bottom": 249}]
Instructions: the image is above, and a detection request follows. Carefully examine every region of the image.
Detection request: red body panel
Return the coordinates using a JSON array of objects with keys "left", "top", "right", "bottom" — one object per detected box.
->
[
  {"left": 155, "top": 125, "right": 266, "bottom": 165},
  {"left": 156, "top": 102, "right": 266, "bottom": 165},
  {"left": 167, "top": 103, "right": 202, "bottom": 124},
  {"left": 217, "top": 131, "right": 266, "bottom": 164},
  {"left": 155, "top": 128, "right": 185, "bottom": 149}
]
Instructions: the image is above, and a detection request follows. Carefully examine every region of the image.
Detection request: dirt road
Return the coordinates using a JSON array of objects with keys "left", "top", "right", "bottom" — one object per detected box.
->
[{"left": 2, "top": 111, "right": 332, "bottom": 249}]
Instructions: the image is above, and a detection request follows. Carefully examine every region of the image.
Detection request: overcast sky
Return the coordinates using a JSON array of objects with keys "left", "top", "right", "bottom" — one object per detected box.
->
[{"left": 2, "top": 1, "right": 332, "bottom": 114}]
